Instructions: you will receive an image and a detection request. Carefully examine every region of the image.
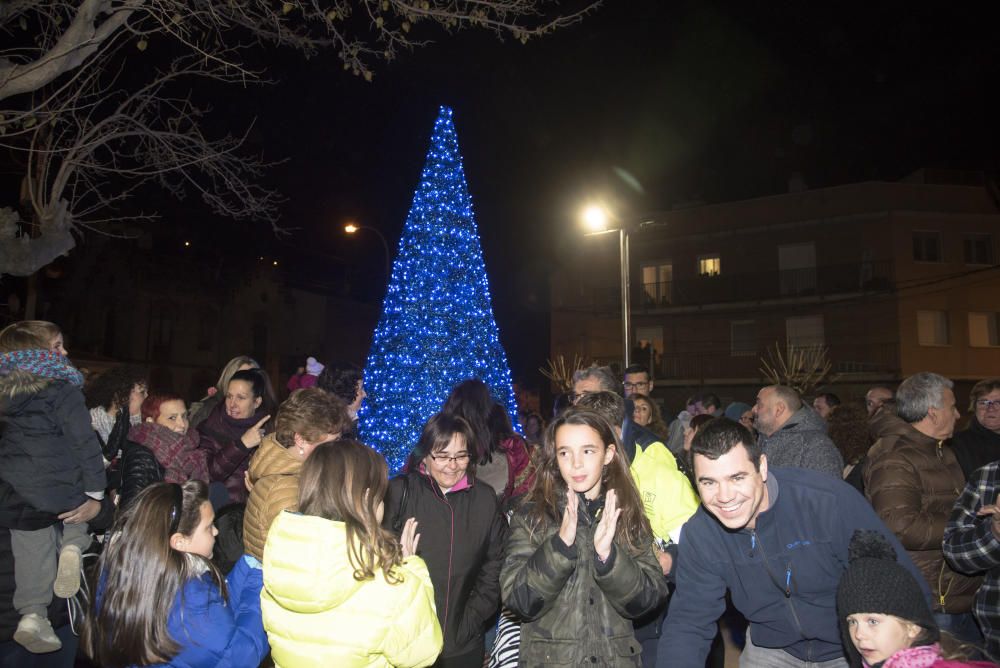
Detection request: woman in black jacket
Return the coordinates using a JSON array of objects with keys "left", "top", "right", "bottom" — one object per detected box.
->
[{"left": 384, "top": 413, "right": 507, "bottom": 668}]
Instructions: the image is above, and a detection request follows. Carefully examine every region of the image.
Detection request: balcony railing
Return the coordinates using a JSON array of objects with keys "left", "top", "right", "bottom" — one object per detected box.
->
[
  {"left": 652, "top": 341, "right": 900, "bottom": 382},
  {"left": 637, "top": 260, "right": 894, "bottom": 311}
]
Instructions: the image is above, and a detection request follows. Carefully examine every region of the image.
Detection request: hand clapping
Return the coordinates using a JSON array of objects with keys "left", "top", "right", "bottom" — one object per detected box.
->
[
  {"left": 401, "top": 517, "right": 421, "bottom": 558},
  {"left": 593, "top": 489, "right": 621, "bottom": 562},
  {"left": 558, "top": 487, "right": 578, "bottom": 547}
]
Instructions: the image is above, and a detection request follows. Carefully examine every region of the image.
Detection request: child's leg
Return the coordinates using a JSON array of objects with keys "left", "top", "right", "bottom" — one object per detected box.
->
[
  {"left": 9, "top": 526, "right": 57, "bottom": 617},
  {"left": 53, "top": 522, "right": 89, "bottom": 599}
]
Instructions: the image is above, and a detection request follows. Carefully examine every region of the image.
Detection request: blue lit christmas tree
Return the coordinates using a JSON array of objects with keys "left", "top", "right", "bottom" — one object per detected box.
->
[{"left": 360, "top": 106, "right": 521, "bottom": 471}]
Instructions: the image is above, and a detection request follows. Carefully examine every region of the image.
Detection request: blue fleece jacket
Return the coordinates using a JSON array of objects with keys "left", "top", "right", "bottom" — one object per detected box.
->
[{"left": 659, "top": 467, "right": 929, "bottom": 667}]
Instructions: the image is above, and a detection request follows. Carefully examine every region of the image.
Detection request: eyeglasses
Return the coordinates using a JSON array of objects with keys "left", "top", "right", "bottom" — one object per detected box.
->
[
  {"left": 623, "top": 381, "right": 650, "bottom": 390},
  {"left": 976, "top": 399, "right": 1000, "bottom": 410},
  {"left": 430, "top": 452, "right": 470, "bottom": 465}
]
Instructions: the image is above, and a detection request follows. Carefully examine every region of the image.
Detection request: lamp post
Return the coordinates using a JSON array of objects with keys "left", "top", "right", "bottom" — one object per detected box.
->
[
  {"left": 344, "top": 223, "right": 392, "bottom": 284},
  {"left": 581, "top": 205, "right": 632, "bottom": 368}
]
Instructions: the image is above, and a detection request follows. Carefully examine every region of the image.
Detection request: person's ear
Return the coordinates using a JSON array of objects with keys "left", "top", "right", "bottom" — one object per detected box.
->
[
  {"left": 603, "top": 443, "right": 616, "bottom": 466},
  {"left": 905, "top": 622, "right": 922, "bottom": 640},
  {"left": 254, "top": 396, "right": 263, "bottom": 409},
  {"left": 169, "top": 532, "right": 187, "bottom": 552},
  {"left": 759, "top": 453, "right": 769, "bottom": 481}
]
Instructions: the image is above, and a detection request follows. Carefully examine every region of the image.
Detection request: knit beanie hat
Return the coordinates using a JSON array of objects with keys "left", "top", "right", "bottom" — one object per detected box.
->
[
  {"left": 837, "top": 530, "right": 939, "bottom": 642},
  {"left": 305, "top": 357, "right": 324, "bottom": 376},
  {"left": 724, "top": 402, "right": 751, "bottom": 422}
]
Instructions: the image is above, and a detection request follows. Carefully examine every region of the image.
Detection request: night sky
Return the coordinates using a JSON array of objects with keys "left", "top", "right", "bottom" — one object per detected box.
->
[{"left": 54, "top": 2, "right": 1000, "bottom": 385}]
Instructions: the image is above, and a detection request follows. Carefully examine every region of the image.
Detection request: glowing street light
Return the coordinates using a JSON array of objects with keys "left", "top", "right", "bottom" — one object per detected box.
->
[
  {"left": 581, "top": 204, "right": 610, "bottom": 232},
  {"left": 344, "top": 222, "right": 391, "bottom": 284}
]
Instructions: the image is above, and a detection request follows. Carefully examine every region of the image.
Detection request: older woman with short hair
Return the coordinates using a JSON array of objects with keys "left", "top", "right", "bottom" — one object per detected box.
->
[
  {"left": 384, "top": 413, "right": 506, "bottom": 668},
  {"left": 952, "top": 378, "right": 1000, "bottom": 481}
]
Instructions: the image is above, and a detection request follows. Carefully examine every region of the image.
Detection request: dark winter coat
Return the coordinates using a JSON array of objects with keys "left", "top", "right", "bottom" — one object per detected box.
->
[
  {"left": 117, "top": 440, "right": 164, "bottom": 511},
  {"left": 196, "top": 404, "right": 264, "bottom": 504},
  {"left": 384, "top": 469, "right": 506, "bottom": 662},
  {"left": 865, "top": 423, "right": 982, "bottom": 613},
  {"left": 758, "top": 406, "right": 844, "bottom": 477},
  {"left": 501, "top": 494, "right": 667, "bottom": 667},
  {"left": 952, "top": 418, "right": 1000, "bottom": 482},
  {"left": 0, "top": 371, "right": 105, "bottom": 514},
  {"left": 661, "top": 467, "right": 929, "bottom": 667}
]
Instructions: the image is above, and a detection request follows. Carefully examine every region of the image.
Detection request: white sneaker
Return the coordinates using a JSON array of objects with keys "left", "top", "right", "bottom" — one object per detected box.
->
[
  {"left": 13, "top": 613, "right": 62, "bottom": 653},
  {"left": 53, "top": 544, "right": 81, "bottom": 598}
]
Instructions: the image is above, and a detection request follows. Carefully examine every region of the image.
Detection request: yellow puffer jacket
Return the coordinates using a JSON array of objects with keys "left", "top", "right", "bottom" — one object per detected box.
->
[
  {"left": 262, "top": 511, "right": 443, "bottom": 668},
  {"left": 630, "top": 440, "right": 699, "bottom": 543},
  {"left": 244, "top": 435, "right": 301, "bottom": 561}
]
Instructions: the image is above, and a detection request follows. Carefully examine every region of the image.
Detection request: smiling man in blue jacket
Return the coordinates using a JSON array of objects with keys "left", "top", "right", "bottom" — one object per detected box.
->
[{"left": 658, "top": 418, "right": 928, "bottom": 668}]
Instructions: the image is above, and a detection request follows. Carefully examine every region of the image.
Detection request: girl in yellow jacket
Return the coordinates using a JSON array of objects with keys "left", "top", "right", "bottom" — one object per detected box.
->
[{"left": 262, "top": 439, "right": 443, "bottom": 668}]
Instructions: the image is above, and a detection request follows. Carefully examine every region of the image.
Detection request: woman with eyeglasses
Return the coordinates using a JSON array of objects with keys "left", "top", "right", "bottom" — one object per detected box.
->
[
  {"left": 383, "top": 413, "right": 507, "bottom": 668},
  {"left": 952, "top": 378, "right": 1000, "bottom": 481},
  {"left": 82, "top": 481, "right": 268, "bottom": 668}
]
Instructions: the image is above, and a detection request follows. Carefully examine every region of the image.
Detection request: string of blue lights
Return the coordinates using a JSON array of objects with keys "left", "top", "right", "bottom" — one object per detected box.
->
[{"left": 360, "top": 106, "right": 521, "bottom": 472}]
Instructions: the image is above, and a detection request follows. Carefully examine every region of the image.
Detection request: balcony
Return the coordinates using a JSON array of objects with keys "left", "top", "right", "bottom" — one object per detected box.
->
[
  {"left": 638, "top": 260, "right": 894, "bottom": 311},
  {"left": 651, "top": 341, "right": 900, "bottom": 383}
]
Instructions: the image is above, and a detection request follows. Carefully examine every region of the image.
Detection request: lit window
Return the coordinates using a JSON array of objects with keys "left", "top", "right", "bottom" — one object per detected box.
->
[
  {"left": 641, "top": 263, "right": 673, "bottom": 305},
  {"left": 917, "top": 310, "right": 949, "bottom": 346},
  {"left": 969, "top": 312, "right": 1000, "bottom": 347},
  {"left": 698, "top": 255, "right": 721, "bottom": 276}
]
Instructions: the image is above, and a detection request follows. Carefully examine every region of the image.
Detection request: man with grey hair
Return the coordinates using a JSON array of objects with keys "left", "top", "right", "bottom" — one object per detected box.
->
[
  {"left": 864, "top": 372, "right": 983, "bottom": 644},
  {"left": 752, "top": 384, "right": 843, "bottom": 476},
  {"left": 571, "top": 365, "right": 618, "bottom": 403}
]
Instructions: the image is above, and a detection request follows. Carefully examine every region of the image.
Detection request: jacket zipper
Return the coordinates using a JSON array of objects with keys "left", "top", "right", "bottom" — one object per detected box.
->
[{"left": 751, "top": 529, "right": 811, "bottom": 661}]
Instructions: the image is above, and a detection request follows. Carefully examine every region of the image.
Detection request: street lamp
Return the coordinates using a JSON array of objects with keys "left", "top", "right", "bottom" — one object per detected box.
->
[
  {"left": 344, "top": 222, "right": 392, "bottom": 284},
  {"left": 580, "top": 203, "right": 632, "bottom": 368}
]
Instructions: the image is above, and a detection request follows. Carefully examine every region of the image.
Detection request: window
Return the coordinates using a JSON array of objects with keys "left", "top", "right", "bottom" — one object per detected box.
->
[
  {"left": 786, "top": 315, "right": 824, "bottom": 350},
  {"left": 698, "top": 254, "right": 721, "bottom": 276},
  {"left": 778, "top": 242, "right": 817, "bottom": 295},
  {"left": 731, "top": 321, "right": 757, "bottom": 357},
  {"left": 912, "top": 230, "right": 942, "bottom": 262},
  {"left": 641, "top": 262, "right": 673, "bottom": 306},
  {"left": 917, "top": 310, "right": 949, "bottom": 346},
  {"left": 969, "top": 312, "right": 1000, "bottom": 347},
  {"left": 964, "top": 234, "right": 994, "bottom": 265}
]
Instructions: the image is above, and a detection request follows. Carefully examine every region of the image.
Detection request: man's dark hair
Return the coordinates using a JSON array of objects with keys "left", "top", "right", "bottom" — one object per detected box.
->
[
  {"left": 701, "top": 393, "right": 721, "bottom": 411},
  {"left": 575, "top": 391, "right": 626, "bottom": 426},
  {"left": 317, "top": 362, "right": 363, "bottom": 404},
  {"left": 623, "top": 364, "right": 650, "bottom": 378},
  {"left": 691, "top": 418, "right": 763, "bottom": 471},
  {"left": 817, "top": 392, "right": 841, "bottom": 407}
]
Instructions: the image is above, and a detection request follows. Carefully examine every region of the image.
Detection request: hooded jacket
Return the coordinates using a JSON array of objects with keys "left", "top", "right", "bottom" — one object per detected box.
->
[
  {"left": 244, "top": 435, "right": 301, "bottom": 561},
  {"left": 501, "top": 493, "right": 667, "bottom": 666},
  {"left": 0, "top": 370, "right": 105, "bottom": 514},
  {"left": 262, "top": 511, "right": 442, "bottom": 668},
  {"left": 661, "top": 467, "right": 928, "bottom": 667},
  {"left": 384, "top": 470, "right": 506, "bottom": 661},
  {"left": 865, "top": 423, "right": 982, "bottom": 613},
  {"left": 758, "top": 406, "right": 844, "bottom": 477}
]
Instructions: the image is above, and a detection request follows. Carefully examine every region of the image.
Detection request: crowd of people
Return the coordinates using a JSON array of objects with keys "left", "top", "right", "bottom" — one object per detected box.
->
[{"left": 1, "top": 319, "right": 999, "bottom": 668}]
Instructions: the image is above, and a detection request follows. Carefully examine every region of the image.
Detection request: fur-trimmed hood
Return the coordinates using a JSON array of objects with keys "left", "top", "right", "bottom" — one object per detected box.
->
[{"left": 0, "top": 368, "right": 53, "bottom": 402}]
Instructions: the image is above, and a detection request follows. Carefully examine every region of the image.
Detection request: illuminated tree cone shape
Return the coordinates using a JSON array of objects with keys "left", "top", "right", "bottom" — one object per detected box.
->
[{"left": 361, "top": 106, "right": 521, "bottom": 472}]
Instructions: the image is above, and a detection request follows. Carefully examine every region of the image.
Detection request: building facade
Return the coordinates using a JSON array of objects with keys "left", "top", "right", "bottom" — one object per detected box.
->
[{"left": 551, "top": 172, "right": 1000, "bottom": 408}]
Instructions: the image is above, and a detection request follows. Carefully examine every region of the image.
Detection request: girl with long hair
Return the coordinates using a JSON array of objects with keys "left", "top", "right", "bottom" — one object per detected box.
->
[
  {"left": 500, "top": 406, "right": 668, "bottom": 666},
  {"left": 261, "top": 440, "right": 442, "bottom": 667},
  {"left": 83, "top": 480, "right": 268, "bottom": 668},
  {"left": 441, "top": 379, "right": 534, "bottom": 506}
]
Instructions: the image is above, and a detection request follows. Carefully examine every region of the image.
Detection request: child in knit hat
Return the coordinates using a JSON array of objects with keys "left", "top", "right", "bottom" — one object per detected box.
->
[
  {"left": 837, "top": 529, "right": 995, "bottom": 668},
  {"left": 286, "top": 356, "right": 324, "bottom": 393}
]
